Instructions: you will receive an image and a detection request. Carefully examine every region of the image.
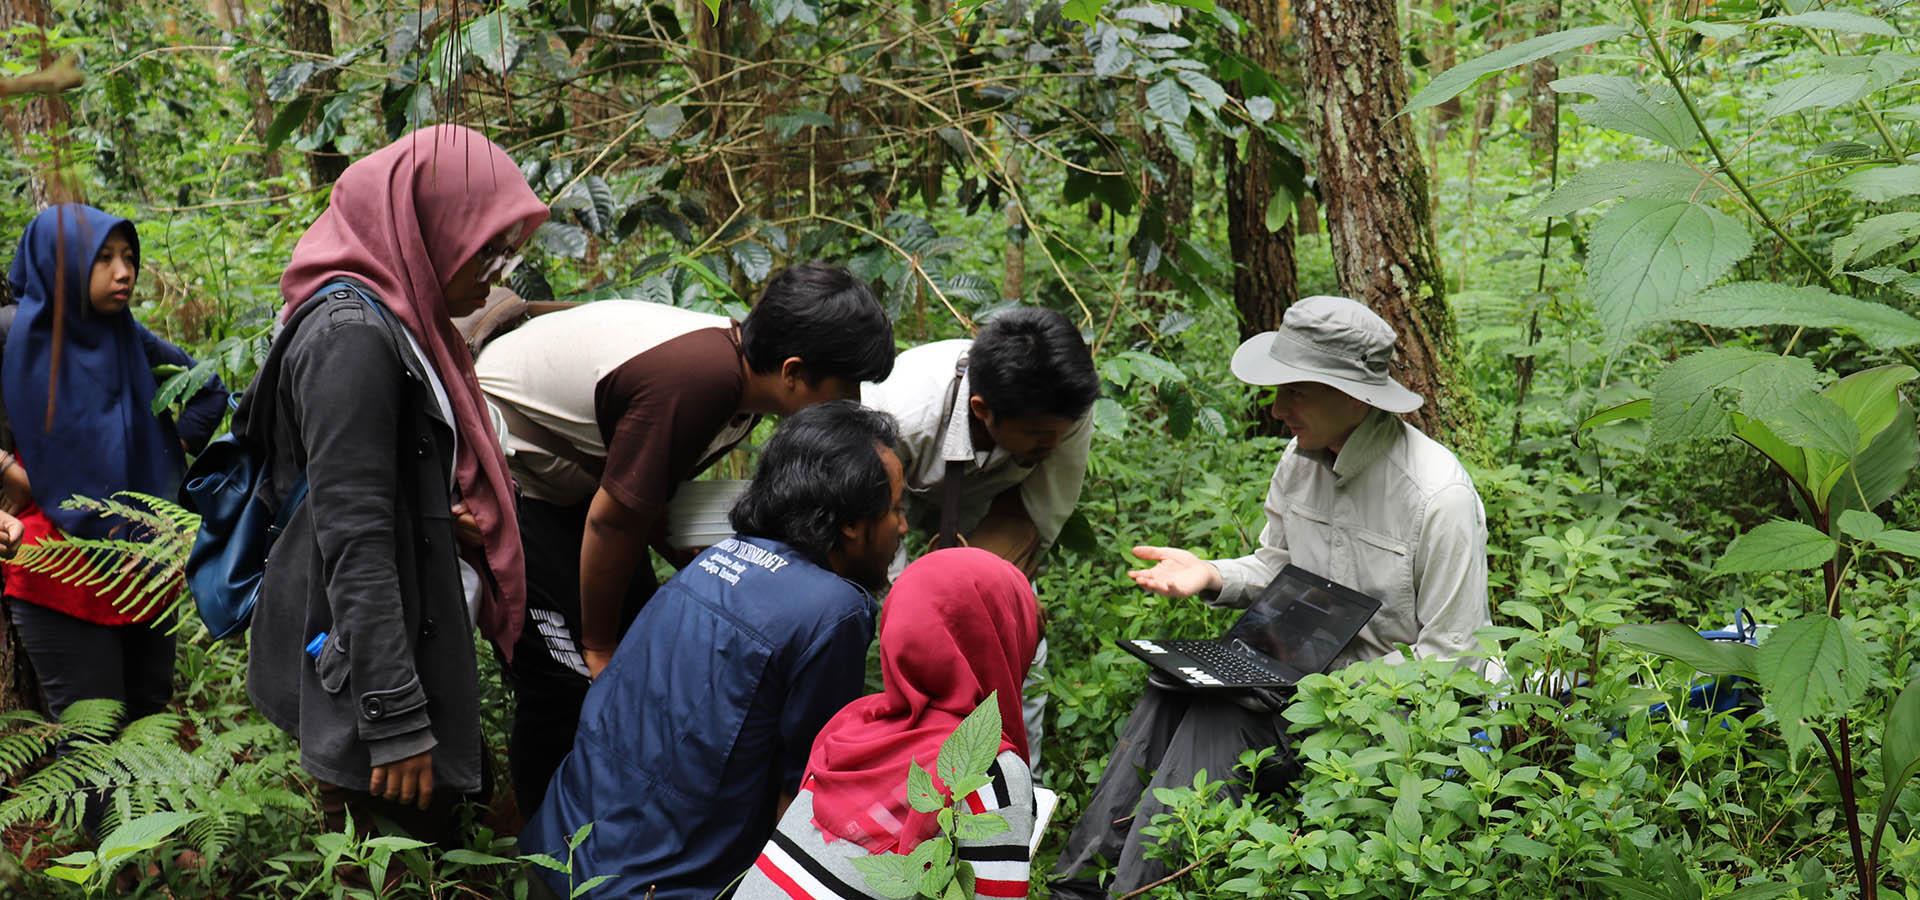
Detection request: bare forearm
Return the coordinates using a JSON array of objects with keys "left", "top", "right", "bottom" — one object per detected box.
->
[{"left": 579, "top": 491, "right": 654, "bottom": 653}]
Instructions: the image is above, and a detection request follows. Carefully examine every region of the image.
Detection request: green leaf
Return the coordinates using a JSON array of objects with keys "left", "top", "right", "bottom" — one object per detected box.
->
[
  {"left": 1827, "top": 398, "right": 1916, "bottom": 521},
  {"left": 1093, "top": 397, "right": 1128, "bottom": 438},
  {"left": 1835, "top": 165, "right": 1920, "bottom": 203},
  {"left": 1838, "top": 509, "right": 1885, "bottom": 540},
  {"left": 1660, "top": 282, "right": 1920, "bottom": 349},
  {"left": 1686, "top": 21, "right": 1747, "bottom": 39},
  {"left": 1612, "top": 623, "right": 1760, "bottom": 680},
  {"left": 850, "top": 853, "right": 922, "bottom": 898},
  {"left": 265, "top": 96, "right": 315, "bottom": 154},
  {"left": 1759, "top": 10, "right": 1900, "bottom": 36},
  {"left": 1867, "top": 529, "right": 1920, "bottom": 558},
  {"left": 1146, "top": 78, "right": 1191, "bottom": 124},
  {"left": 1654, "top": 348, "right": 1817, "bottom": 445},
  {"left": 1530, "top": 160, "right": 1717, "bottom": 219},
  {"left": 1578, "top": 397, "right": 1650, "bottom": 431},
  {"left": 1586, "top": 199, "right": 1752, "bottom": 345},
  {"left": 1756, "top": 615, "right": 1874, "bottom": 755},
  {"left": 1832, "top": 212, "right": 1920, "bottom": 274},
  {"left": 442, "top": 849, "right": 515, "bottom": 866},
  {"left": 535, "top": 222, "right": 590, "bottom": 259},
  {"left": 1760, "top": 392, "right": 1861, "bottom": 457},
  {"left": 572, "top": 875, "right": 613, "bottom": 898},
  {"left": 937, "top": 691, "right": 1003, "bottom": 794},
  {"left": 644, "top": 104, "right": 686, "bottom": 140},
  {"left": 907, "top": 760, "right": 945, "bottom": 814},
  {"left": 1176, "top": 70, "right": 1228, "bottom": 111},
  {"left": 1265, "top": 189, "right": 1295, "bottom": 232},
  {"left": 1877, "top": 679, "right": 1920, "bottom": 856},
  {"left": 730, "top": 241, "right": 774, "bottom": 283},
  {"left": 1722, "top": 884, "right": 1803, "bottom": 900},
  {"left": 909, "top": 836, "right": 955, "bottom": 898},
  {"left": 1714, "top": 519, "right": 1837, "bottom": 575},
  {"left": 1158, "top": 122, "right": 1198, "bottom": 164},
  {"left": 1552, "top": 75, "right": 1699, "bottom": 151},
  {"left": 97, "top": 811, "right": 203, "bottom": 864},
  {"left": 953, "top": 811, "right": 1010, "bottom": 840},
  {"left": 1763, "top": 74, "right": 1871, "bottom": 120},
  {"left": 1061, "top": 0, "right": 1103, "bottom": 23},
  {"left": 1405, "top": 25, "right": 1629, "bottom": 114},
  {"left": 464, "top": 12, "right": 520, "bottom": 77}
]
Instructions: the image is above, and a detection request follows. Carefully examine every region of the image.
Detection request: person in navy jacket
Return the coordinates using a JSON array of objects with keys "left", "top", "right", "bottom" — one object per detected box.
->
[{"left": 521, "top": 400, "right": 908, "bottom": 900}]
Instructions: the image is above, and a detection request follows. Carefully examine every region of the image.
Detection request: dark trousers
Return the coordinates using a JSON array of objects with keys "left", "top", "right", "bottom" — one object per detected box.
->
[
  {"left": 505, "top": 498, "right": 654, "bottom": 815},
  {"left": 319, "top": 752, "right": 493, "bottom": 849},
  {"left": 6, "top": 598, "right": 176, "bottom": 835},
  {"left": 1051, "top": 684, "right": 1297, "bottom": 898}
]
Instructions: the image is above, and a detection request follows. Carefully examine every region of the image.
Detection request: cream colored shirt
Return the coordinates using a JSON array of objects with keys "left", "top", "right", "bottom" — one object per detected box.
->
[
  {"left": 1209, "top": 409, "right": 1491, "bottom": 674},
  {"left": 861, "top": 339, "right": 1093, "bottom": 548}
]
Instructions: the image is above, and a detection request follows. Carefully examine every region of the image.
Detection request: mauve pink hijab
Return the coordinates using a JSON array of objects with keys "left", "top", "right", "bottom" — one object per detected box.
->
[{"left": 280, "top": 124, "right": 548, "bottom": 656}]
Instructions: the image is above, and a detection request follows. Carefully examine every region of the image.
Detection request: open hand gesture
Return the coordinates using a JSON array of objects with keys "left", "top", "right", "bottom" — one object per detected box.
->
[{"left": 1127, "top": 545, "right": 1222, "bottom": 599}]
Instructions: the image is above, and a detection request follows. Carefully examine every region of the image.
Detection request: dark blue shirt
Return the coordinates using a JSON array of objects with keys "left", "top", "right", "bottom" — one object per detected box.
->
[{"left": 522, "top": 536, "right": 877, "bottom": 900}]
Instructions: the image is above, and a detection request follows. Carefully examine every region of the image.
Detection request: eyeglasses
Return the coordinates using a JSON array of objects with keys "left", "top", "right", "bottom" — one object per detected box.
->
[{"left": 476, "top": 222, "right": 529, "bottom": 285}]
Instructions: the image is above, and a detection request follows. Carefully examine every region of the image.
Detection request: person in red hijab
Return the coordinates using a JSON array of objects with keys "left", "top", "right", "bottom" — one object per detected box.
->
[
  {"left": 243, "top": 124, "right": 547, "bottom": 844},
  {"left": 734, "top": 548, "right": 1043, "bottom": 900}
]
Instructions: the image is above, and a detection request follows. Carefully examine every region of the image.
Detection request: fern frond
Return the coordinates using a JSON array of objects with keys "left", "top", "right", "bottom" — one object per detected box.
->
[{"left": 12, "top": 492, "right": 200, "bottom": 625}]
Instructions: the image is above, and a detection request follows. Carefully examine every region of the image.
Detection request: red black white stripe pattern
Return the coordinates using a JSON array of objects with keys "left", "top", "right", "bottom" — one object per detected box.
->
[{"left": 750, "top": 763, "right": 1031, "bottom": 899}]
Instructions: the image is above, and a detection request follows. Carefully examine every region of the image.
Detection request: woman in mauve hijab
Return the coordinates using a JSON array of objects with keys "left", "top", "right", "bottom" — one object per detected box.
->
[{"left": 242, "top": 125, "right": 547, "bottom": 844}]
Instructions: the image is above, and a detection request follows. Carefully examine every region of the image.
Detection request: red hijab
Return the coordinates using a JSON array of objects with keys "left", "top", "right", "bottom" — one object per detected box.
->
[
  {"left": 804, "top": 548, "right": 1041, "bottom": 853},
  {"left": 280, "top": 124, "right": 548, "bottom": 656}
]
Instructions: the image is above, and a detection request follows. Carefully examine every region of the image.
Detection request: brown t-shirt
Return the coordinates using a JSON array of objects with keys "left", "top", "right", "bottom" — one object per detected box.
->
[
  {"left": 476, "top": 300, "right": 758, "bottom": 511},
  {"left": 592, "top": 328, "right": 756, "bottom": 518}
]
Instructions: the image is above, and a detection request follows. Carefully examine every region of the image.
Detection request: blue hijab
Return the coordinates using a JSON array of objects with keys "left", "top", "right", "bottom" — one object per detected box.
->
[{"left": 3, "top": 204, "right": 183, "bottom": 539}]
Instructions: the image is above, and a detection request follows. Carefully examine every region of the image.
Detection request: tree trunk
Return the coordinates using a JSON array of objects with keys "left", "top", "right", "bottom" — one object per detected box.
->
[
  {"left": 283, "top": 0, "right": 348, "bottom": 185},
  {"left": 1002, "top": 147, "right": 1025, "bottom": 301},
  {"left": 1227, "top": 0, "right": 1300, "bottom": 437},
  {"left": 221, "top": 0, "right": 284, "bottom": 179},
  {"left": 1510, "top": 0, "right": 1561, "bottom": 458},
  {"left": 1301, "top": 0, "right": 1470, "bottom": 442},
  {"left": 1428, "top": 0, "right": 1461, "bottom": 135},
  {"left": 0, "top": 0, "right": 82, "bottom": 208},
  {"left": 1136, "top": 124, "right": 1192, "bottom": 300}
]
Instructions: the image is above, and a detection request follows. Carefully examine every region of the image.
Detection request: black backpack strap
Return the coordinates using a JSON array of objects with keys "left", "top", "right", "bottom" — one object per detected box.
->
[{"left": 932, "top": 353, "right": 971, "bottom": 549}]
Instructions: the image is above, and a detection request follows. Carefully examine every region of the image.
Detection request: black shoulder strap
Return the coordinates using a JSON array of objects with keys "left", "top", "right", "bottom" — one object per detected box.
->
[{"left": 933, "top": 353, "right": 970, "bottom": 549}]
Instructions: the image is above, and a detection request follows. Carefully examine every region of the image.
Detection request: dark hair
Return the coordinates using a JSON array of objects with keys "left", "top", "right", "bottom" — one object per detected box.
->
[
  {"left": 741, "top": 262, "right": 895, "bottom": 384},
  {"left": 968, "top": 307, "right": 1099, "bottom": 420},
  {"left": 731, "top": 400, "right": 901, "bottom": 562}
]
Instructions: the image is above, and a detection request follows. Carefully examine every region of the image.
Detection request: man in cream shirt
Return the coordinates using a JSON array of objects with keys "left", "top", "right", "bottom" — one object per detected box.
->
[
  {"left": 1051, "top": 295, "right": 1491, "bottom": 897},
  {"left": 860, "top": 306, "right": 1100, "bottom": 768}
]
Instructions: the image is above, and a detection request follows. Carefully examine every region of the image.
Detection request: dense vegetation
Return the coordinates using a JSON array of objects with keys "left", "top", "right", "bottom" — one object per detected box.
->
[{"left": 2, "top": 0, "right": 1920, "bottom": 896}]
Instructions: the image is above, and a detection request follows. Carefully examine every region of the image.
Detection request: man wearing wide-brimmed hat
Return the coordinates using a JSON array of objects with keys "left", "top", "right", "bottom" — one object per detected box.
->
[{"left": 1051, "top": 296, "right": 1491, "bottom": 898}]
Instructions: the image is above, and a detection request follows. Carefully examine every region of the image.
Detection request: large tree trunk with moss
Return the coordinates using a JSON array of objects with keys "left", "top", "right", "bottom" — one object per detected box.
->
[
  {"left": 1226, "top": 0, "right": 1300, "bottom": 437},
  {"left": 283, "top": 0, "right": 347, "bottom": 185},
  {"left": 1300, "top": 0, "right": 1470, "bottom": 442},
  {"left": 0, "top": 0, "right": 81, "bottom": 208}
]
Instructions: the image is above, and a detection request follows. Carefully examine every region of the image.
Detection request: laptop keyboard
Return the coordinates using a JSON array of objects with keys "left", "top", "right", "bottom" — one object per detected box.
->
[{"left": 1163, "top": 640, "right": 1284, "bottom": 685}]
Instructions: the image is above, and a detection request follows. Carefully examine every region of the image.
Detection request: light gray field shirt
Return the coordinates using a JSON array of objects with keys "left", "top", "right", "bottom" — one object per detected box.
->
[
  {"left": 861, "top": 339, "right": 1093, "bottom": 550},
  {"left": 1209, "top": 409, "right": 1491, "bottom": 674}
]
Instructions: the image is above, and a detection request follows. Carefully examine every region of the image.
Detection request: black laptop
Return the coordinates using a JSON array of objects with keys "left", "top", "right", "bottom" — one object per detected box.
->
[{"left": 1117, "top": 565, "right": 1382, "bottom": 691}]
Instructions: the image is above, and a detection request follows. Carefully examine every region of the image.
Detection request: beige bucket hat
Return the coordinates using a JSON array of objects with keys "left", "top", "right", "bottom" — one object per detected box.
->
[{"left": 1228, "top": 295, "right": 1424, "bottom": 413}]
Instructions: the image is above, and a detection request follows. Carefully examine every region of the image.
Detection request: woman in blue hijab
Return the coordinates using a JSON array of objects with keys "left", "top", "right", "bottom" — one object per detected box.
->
[{"left": 0, "top": 204, "right": 227, "bottom": 805}]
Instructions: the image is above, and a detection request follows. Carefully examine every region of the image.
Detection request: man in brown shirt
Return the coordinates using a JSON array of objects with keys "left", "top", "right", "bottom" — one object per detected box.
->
[{"left": 476, "top": 262, "right": 895, "bottom": 806}]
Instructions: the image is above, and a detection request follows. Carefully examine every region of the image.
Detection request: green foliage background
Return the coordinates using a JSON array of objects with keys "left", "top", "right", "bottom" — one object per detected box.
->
[{"left": 2, "top": 0, "right": 1920, "bottom": 895}]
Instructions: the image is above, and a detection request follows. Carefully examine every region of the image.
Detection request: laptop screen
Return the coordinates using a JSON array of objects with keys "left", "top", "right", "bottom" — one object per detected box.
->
[{"left": 1225, "top": 568, "right": 1378, "bottom": 674}]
